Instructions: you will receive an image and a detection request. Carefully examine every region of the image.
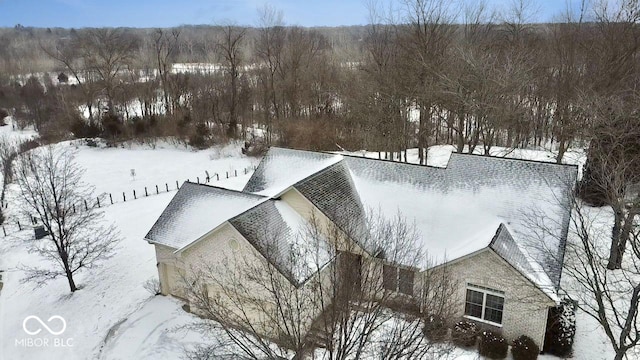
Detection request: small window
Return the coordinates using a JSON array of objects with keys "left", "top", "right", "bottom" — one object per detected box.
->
[
  {"left": 398, "top": 268, "right": 414, "bottom": 295},
  {"left": 464, "top": 284, "right": 505, "bottom": 325},
  {"left": 383, "top": 264, "right": 415, "bottom": 296},
  {"left": 383, "top": 265, "right": 398, "bottom": 291}
]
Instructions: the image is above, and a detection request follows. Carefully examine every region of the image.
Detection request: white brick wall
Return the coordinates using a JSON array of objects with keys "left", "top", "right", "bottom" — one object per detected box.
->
[{"left": 438, "top": 249, "right": 554, "bottom": 348}]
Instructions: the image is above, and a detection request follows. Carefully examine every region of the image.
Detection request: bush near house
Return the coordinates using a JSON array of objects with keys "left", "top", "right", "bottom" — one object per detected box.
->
[
  {"left": 451, "top": 320, "right": 479, "bottom": 347},
  {"left": 478, "top": 330, "right": 508, "bottom": 359},
  {"left": 543, "top": 299, "right": 576, "bottom": 357},
  {"left": 512, "top": 335, "right": 540, "bottom": 360},
  {"left": 423, "top": 314, "right": 448, "bottom": 342}
]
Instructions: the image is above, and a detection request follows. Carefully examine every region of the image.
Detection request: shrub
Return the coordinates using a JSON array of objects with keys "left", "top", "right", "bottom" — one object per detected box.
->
[
  {"left": 101, "top": 113, "right": 123, "bottom": 139},
  {"left": 478, "top": 330, "right": 508, "bottom": 359},
  {"left": 19, "top": 139, "right": 40, "bottom": 153},
  {"left": 70, "top": 117, "right": 101, "bottom": 139},
  {"left": 0, "top": 108, "right": 8, "bottom": 120},
  {"left": 143, "top": 278, "right": 161, "bottom": 295},
  {"left": 188, "top": 122, "right": 211, "bottom": 149},
  {"left": 423, "top": 314, "right": 448, "bottom": 342},
  {"left": 57, "top": 72, "right": 69, "bottom": 83},
  {"left": 512, "top": 335, "right": 539, "bottom": 360},
  {"left": 242, "top": 138, "right": 268, "bottom": 157},
  {"left": 451, "top": 320, "right": 479, "bottom": 348},
  {"left": 544, "top": 299, "right": 576, "bottom": 357}
]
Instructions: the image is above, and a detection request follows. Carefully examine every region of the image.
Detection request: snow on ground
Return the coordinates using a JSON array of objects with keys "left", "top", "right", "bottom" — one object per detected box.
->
[
  {"left": 0, "top": 134, "right": 616, "bottom": 360},
  {"left": 70, "top": 139, "right": 258, "bottom": 196},
  {"left": 0, "top": 137, "right": 254, "bottom": 360}
]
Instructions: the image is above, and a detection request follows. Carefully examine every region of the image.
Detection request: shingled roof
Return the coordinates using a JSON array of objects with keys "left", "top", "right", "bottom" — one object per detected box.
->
[
  {"left": 144, "top": 182, "right": 267, "bottom": 250},
  {"left": 146, "top": 147, "right": 577, "bottom": 294},
  {"left": 241, "top": 148, "right": 577, "bottom": 292}
]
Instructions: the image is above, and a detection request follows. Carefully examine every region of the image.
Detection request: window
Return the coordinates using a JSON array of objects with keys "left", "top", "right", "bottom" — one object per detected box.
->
[
  {"left": 383, "top": 264, "right": 414, "bottom": 296},
  {"left": 383, "top": 265, "right": 398, "bottom": 291},
  {"left": 398, "top": 268, "right": 414, "bottom": 295},
  {"left": 464, "top": 284, "right": 504, "bottom": 325}
]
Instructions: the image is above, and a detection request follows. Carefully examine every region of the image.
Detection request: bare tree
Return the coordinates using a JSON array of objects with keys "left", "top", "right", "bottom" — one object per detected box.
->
[
  {"left": 0, "top": 134, "right": 21, "bottom": 224},
  {"left": 216, "top": 24, "right": 247, "bottom": 138},
  {"left": 561, "top": 196, "right": 640, "bottom": 360},
  {"left": 182, "top": 210, "right": 456, "bottom": 359},
  {"left": 15, "top": 146, "right": 120, "bottom": 292},
  {"left": 153, "top": 28, "right": 181, "bottom": 117},
  {"left": 78, "top": 28, "right": 139, "bottom": 115}
]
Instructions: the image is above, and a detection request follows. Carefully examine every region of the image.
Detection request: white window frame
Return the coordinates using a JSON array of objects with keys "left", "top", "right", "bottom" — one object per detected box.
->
[{"left": 464, "top": 283, "right": 505, "bottom": 327}]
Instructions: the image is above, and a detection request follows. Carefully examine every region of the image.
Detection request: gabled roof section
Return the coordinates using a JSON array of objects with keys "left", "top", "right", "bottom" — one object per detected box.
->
[
  {"left": 343, "top": 152, "right": 577, "bottom": 290},
  {"left": 490, "top": 224, "right": 557, "bottom": 300},
  {"left": 229, "top": 200, "right": 332, "bottom": 287},
  {"left": 293, "top": 161, "right": 371, "bottom": 252},
  {"left": 145, "top": 182, "right": 266, "bottom": 250},
  {"left": 243, "top": 147, "right": 342, "bottom": 196}
]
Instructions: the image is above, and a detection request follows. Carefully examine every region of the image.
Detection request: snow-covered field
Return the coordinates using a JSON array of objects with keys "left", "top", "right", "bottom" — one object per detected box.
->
[{"left": 0, "top": 127, "right": 615, "bottom": 360}]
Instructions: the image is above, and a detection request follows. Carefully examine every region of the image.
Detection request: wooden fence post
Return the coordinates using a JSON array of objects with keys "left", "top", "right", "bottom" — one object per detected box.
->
[
  {"left": 84, "top": 199, "right": 88, "bottom": 211},
  {"left": 73, "top": 204, "right": 76, "bottom": 213},
  {"left": 166, "top": 183, "right": 169, "bottom": 192},
  {"left": 110, "top": 193, "right": 113, "bottom": 204},
  {"left": 176, "top": 181, "right": 179, "bottom": 189},
  {"left": 226, "top": 171, "right": 229, "bottom": 178},
  {"left": 123, "top": 192, "right": 126, "bottom": 202},
  {"left": 234, "top": 170, "right": 237, "bottom": 177},
  {"left": 197, "top": 177, "right": 200, "bottom": 184},
  {"left": 97, "top": 196, "right": 101, "bottom": 208},
  {"left": 156, "top": 185, "right": 159, "bottom": 194},
  {"left": 17, "top": 220, "right": 21, "bottom": 231},
  {"left": 216, "top": 173, "right": 219, "bottom": 181},
  {"left": 2, "top": 226, "right": 5, "bottom": 236},
  {"left": 133, "top": 190, "right": 137, "bottom": 199},
  {"left": 145, "top": 187, "right": 148, "bottom": 196}
]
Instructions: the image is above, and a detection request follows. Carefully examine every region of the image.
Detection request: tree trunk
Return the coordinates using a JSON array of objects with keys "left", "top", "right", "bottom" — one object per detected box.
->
[{"left": 607, "top": 207, "right": 624, "bottom": 270}]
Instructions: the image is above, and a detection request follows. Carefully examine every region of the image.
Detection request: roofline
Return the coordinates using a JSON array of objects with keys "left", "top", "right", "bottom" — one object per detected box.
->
[
  {"left": 286, "top": 186, "right": 373, "bottom": 257},
  {"left": 426, "top": 247, "right": 491, "bottom": 271},
  {"left": 269, "top": 160, "right": 346, "bottom": 199},
  {"left": 325, "top": 148, "right": 579, "bottom": 170},
  {"left": 488, "top": 248, "right": 559, "bottom": 303},
  {"left": 182, "top": 180, "right": 268, "bottom": 199},
  {"left": 175, "top": 196, "right": 273, "bottom": 253},
  {"left": 145, "top": 181, "right": 269, "bottom": 251}
]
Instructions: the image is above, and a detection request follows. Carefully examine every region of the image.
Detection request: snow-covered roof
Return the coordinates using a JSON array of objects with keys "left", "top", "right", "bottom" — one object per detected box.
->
[
  {"left": 229, "top": 200, "right": 333, "bottom": 286},
  {"left": 243, "top": 147, "right": 343, "bottom": 196},
  {"left": 242, "top": 148, "right": 576, "bottom": 292},
  {"left": 146, "top": 147, "right": 576, "bottom": 293},
  {"left": 144, "top": 182, "right": 266, "bottom": 249}
]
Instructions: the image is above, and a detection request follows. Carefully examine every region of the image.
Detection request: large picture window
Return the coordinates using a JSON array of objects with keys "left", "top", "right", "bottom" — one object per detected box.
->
[{"left": 464, "top": 284, "right": 504, "bottom": 325}]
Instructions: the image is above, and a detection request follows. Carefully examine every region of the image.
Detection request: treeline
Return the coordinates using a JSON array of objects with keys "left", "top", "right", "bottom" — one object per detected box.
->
[{"left": 0, "top": 1, "right": 639, "bottom": 165}]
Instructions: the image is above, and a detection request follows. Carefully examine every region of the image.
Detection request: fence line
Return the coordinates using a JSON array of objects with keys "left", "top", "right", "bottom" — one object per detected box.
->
[{"left": 0, "top": 165, "right": 257, "bottom": 238}]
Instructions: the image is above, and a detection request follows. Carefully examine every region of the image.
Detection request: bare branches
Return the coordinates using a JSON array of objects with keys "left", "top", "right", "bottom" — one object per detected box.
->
[
  {"left": 180, "top": 210, "right": 455, "bottom": 359},
  {"left": 14, "top": 146, "right": 120, "bottom": 292}
]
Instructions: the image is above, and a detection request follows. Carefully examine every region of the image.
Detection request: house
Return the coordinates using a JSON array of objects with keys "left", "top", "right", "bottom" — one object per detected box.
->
[{"left": 144, "top": 147, "right": 577, "bottom": 349}]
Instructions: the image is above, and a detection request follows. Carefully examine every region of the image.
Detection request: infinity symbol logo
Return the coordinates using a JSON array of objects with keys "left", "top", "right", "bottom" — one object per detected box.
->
[{"left": 22, "top": 315, "right": 67, "bottom": 336}]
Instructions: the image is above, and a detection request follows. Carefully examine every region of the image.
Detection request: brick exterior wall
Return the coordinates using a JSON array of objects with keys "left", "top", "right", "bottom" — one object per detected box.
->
[{"left": 441, "top": 249, "right": 554, "bottom": 348}]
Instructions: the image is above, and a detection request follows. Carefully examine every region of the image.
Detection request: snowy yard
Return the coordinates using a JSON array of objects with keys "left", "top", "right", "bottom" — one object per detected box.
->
[{"left": 0, "top": 134, "right": 619, "bottom": 359}]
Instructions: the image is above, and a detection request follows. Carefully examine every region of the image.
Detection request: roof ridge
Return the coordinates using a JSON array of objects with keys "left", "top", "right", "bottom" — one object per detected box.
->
[
  {"left": 183, "top": 181, "right": 267, "bottom": 199},
  {"left": 450, "top": 152, "right": 579, "bottom": 169}
]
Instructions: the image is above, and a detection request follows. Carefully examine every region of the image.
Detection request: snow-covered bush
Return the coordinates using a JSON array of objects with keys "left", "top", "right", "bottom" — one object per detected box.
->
[
  {"left": 451, "top": 320, "right": 479, "bottom": 347},
  {"left": 423, "top": 314, "right": 447, "bottom": 342},
  {"left": 543, "top": 299, "right": 576, "bottom": 357},
  {"left": 511, "top": 335, "right": 539, "bottom": 360},
  {"left": 478, "top": 330, "right": 508, "bottom": 359}
]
